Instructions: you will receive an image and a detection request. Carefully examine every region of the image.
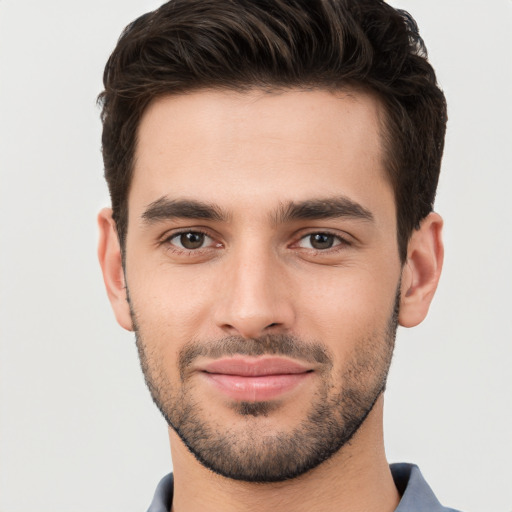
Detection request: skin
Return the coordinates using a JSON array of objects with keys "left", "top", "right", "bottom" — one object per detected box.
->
[{"left": 98, "top": 88, "right": 443, "bottom": 512}]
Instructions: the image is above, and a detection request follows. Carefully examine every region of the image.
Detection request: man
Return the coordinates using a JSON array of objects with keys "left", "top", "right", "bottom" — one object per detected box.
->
[{"left": 97, "top": 0, "right": 458, "bottom": 510}]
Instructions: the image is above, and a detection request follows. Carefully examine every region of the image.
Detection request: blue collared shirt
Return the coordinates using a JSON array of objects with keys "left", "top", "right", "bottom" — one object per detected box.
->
[{"left": 147, "top": 463, "right": 462, "bottom": 512}]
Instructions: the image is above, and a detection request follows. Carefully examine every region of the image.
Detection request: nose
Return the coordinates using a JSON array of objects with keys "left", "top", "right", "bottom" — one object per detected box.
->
[{"left": 213, "top": 246, "right": 295, "bottom": 339}]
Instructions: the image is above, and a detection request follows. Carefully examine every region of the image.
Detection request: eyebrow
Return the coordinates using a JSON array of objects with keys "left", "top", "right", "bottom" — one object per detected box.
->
[
  {"left": 141, "top": 195, "right": 374, "bottom": 225},
  {"left": 142, "top": 197, "right": 228, "bottom": 224},
  {"left": 274, "top": 197, "right": 374, "bottom": 224}
]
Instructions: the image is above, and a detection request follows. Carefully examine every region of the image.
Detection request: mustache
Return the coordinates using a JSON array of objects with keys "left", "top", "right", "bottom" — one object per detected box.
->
[{"left": 179, "top": 334, "right": 333, "bottom": 380}]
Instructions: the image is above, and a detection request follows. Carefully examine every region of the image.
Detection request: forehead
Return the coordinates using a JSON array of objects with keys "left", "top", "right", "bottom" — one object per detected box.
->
[{"left": 130, "top": 88, "right": 391, "bottom": 220}]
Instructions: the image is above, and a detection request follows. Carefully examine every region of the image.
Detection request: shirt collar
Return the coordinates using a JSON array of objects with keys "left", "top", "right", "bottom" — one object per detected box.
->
[
  {"left": 391, "top": 463, "right": 460, "bottom": 512},
  {"left": 147, "top": 463, "right": 459, "bottom": 512}
]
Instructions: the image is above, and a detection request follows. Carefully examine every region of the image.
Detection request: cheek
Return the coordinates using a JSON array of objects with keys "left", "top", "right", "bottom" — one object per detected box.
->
[
  {"left": 127, "top": 262, "right": 217, "bottom": 345},
  {"left": 297, "top": 266, "right": 399, "bottom": 353}
]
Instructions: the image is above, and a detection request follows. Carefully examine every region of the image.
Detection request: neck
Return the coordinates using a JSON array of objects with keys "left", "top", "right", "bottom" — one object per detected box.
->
[{"left": 168, "top": 397, "right": 399, "bottom": 512}]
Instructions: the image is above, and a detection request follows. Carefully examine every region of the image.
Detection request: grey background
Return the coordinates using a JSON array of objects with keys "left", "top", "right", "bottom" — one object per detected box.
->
[{"left": 1, "top": 1, "right": 511, "bottom": 511}]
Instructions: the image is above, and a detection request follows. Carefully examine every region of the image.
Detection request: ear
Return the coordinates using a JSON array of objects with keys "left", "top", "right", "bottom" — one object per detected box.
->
[
  {"left": 97, "top": 208, "right": 133, "bottom": 331},
  {"left": 399, "top": 212, "right": 444, "bottom": 328}
]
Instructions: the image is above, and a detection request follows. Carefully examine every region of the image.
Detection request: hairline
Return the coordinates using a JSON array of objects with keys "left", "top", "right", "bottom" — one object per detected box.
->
[{"left": 118, "top": 83, "right": 410, "bottom": 262}]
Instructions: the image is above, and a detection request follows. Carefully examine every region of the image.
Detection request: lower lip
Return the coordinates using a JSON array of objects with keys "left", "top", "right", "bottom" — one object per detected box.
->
[{"left": 202, "top": 372, "right": 312, "bottom": 401}]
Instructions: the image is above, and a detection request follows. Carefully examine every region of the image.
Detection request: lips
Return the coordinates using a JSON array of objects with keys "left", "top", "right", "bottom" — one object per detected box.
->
[{"left": 199, "top": 356, "right": 313, "bottom": 402}]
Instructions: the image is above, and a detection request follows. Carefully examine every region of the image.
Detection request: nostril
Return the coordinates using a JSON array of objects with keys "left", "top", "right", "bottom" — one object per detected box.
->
[{"left": 266, "top": 323, "right": 279, "bottom": 328}]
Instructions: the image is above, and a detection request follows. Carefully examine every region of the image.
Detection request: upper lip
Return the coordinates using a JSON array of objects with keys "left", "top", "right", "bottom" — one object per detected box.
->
[{"left": 200, "top": 357, "right": 312, "bottom": 377}]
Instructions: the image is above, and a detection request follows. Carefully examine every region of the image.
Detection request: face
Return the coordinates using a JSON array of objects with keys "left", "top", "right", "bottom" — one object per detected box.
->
[{"left": 120, "top": 89, "right": 404, "bottom": 481}]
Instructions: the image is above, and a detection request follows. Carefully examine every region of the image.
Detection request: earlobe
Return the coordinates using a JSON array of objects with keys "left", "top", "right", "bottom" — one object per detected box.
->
[
  {"left": 97, "top": 208, "right": 134, "bottom": 331},
  {"left": 399, "top": 212, "right": 444, "bottom": 328}
]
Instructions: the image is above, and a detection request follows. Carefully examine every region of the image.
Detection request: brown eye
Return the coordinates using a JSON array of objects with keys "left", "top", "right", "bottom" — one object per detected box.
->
[
  {"left": 171, "top": 231, "right": 209, "bottom": 250},
  {"left": 297, "top": 233, "right": 343, "bottom": 250},
  {"left": 309, "top": 233, "right": 335, "bottom": 249},
  {"left": 181, "top": 232, "right": 204, "bottom": 249}
]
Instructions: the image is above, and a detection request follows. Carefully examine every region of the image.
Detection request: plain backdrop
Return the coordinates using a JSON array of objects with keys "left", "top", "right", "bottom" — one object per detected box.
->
[{"left": 1, "top": 1, "right": 511, "bottom": 511}]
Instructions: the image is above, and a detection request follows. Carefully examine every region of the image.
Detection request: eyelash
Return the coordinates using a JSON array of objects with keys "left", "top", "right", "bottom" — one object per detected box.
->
[
  {"left": 161, "top": 229, "right": 219, "bottom": 255},
  {"left": 160, "top": 229, "right": 352, "bottom": 256},
  {"left": 294, "top": 231, "right": 351, "bottom": 251}
]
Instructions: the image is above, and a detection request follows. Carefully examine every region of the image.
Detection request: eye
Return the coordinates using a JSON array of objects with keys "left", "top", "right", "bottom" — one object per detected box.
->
[
  {"left": 169, "top": 231, "right": 213, "bottom": 250},
  {"left": 297, "top": 233, "right": 343, "bottom": 250}
]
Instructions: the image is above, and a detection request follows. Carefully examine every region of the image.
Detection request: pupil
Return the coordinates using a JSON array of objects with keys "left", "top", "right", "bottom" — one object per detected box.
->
[
  {"left": 181, "top": 232, "right": 204, "bottom": 249},
  {"left": 311, "top": 233, "right": 333, "bottom": 249}
]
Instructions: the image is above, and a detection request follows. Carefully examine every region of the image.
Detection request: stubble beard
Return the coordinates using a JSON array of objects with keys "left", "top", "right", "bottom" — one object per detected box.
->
[{"left": 131, "top": 295, "right": 399, "bottom": 483}]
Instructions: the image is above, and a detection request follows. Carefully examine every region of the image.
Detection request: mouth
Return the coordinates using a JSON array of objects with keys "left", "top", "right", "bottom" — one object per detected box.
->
[{"left": 198, "top": 356, "right": 314, "bottom": 402}]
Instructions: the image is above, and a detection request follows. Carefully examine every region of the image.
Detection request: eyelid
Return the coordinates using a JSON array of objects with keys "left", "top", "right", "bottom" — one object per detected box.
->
[
  {"left": 157, "top": 226, "right": 354, "bottom": 254},
  {"left": 159, "top": 225, "right": 213, "bottom": 241},
  {"left": 160, "top": 227, "right": 222, "bottom": 250},
  {"left": 292, "top": 229, "right": 353, "bottom": 248},
  {"left": 297, "top": 234, "right": 342, "bottom": 250}
]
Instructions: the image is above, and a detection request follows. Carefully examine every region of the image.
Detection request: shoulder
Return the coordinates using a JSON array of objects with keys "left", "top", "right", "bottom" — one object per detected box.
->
[
  {"left": 391, "top": 463, "right": 463, "bottom": 512},
  {"left": 146, "top": 473, "right": 174, "bottom": 512}
]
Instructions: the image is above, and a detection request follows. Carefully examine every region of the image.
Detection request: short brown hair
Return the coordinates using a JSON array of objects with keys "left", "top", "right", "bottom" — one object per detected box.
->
[{"left": 99, "top": 0, "right": 447, "bottom": 261}]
